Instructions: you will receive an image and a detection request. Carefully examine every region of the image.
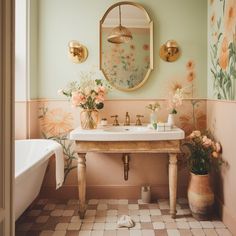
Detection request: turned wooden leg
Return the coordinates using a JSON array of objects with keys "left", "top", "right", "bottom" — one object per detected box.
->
[
  {"left": 169, "top": 153, "right": 178, "bottom": 218},
  {"left": 77, "top": 153, "right": 86, "bottom": 219}
]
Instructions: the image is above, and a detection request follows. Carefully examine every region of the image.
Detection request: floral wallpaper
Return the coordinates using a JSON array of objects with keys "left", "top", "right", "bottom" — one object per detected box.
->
[
  {"left": 209, "top": 0, "right": 236, "bottom": 100},
  {"left": 102, "top": 29, "right": 150, "bottom": 89}
]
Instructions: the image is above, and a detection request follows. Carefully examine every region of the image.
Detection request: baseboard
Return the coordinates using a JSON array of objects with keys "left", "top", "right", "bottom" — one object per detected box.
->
[
  {"left": 39, "top": 184, "right": 187, "bottom": 200},
  {"left": 215, "top": 196, "right": 236, "bottom": 235}
]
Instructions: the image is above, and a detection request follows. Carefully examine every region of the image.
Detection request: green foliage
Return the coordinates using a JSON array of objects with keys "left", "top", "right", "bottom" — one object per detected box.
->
[
  {"left": 182, "top": 131, "right": 223, "bottom": 175},
  {"left": 44, "top": 133, "right": 77, "bottom": 182}
]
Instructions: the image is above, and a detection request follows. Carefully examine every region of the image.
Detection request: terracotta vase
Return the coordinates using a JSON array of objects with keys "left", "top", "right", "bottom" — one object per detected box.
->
[
  {"left": 188, "top": 172, "right": 214, "bottom": 220},
  {"left": 80, "top": 109, "right": 99, "bottom": 129}
]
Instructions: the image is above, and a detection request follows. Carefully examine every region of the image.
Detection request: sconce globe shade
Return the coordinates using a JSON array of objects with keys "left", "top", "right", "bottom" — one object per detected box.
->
[
  {"left": 165, "top": 40, "right": 178, "bottom": 49},
  {"left": 159, "top": 40, "right": 180, "bottom": 62},
  {"left": 68, "top": 40, "right": 88, "bottom": 63}
]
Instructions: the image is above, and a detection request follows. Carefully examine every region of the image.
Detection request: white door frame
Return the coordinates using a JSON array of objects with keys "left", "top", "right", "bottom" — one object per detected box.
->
[{"left": 0, "top": 0, "right": 15, "bottom": 235}]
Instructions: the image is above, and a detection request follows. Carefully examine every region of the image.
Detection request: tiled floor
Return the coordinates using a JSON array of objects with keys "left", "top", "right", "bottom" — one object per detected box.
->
[{"left": 16, "top": 198, "right": 232, "bottom": 236}]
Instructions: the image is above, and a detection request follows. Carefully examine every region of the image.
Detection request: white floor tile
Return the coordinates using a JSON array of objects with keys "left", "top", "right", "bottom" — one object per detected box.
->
[
  {"left": 130, "top": 229, "right": 142, "bottom": 236},
  {"left": 167, "top": 229, "right": 181, "bottom": 236},
  {"left": 142, "top": 229, "right": 155, "bottom": 236},
  {"left": 153, "top": 222, "right": 165, "bottom": 229}
]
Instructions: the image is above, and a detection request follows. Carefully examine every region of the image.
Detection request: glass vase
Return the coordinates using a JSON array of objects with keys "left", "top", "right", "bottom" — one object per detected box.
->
[
  {"left": 80, "top": 109, "right": 99, "bottom": 129},
  {"left": 150, "top": 111, "right": 158, "bottom": 124}
]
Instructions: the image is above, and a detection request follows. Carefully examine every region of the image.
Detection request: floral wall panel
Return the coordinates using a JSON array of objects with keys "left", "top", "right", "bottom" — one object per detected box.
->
[{"left": 208, "top": 0, "right": 236, "bottom": 100}]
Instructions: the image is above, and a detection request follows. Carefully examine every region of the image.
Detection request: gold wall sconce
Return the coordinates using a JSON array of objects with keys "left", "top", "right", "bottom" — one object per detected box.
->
[
  {"left": 159, "top": 40, "right": 180, "bottom": 62},
  {"left": 68, "top": 41, "right": 88, "bottom": 63}
]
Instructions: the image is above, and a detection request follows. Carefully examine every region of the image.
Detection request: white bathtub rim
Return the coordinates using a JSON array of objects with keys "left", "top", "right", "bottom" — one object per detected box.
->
[
  {"left": 15, "top": 150, "right": 53, "bottom": 184},
  {"left": 15, "top": 139, "right": 60, "bottom": 180}
]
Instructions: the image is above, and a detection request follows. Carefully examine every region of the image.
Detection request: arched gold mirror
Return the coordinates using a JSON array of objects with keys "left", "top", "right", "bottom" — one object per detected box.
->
[{"left": 100, "top": 1, "right": 153, "bottom": 91}]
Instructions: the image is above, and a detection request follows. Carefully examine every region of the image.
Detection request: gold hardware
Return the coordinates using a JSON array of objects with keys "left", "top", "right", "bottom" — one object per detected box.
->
[
  {"left": 107, "top": 5, "right": 133, "bottom": 44},
  {"left": 122, "top": 154, "right": 130, "bottom": 181},
  {"left": 68, "top": 40, "right": 88, "bottom": 63},
  {"left": 124, "top": 112, "right": 130, "bottom": 126},
  {"left": 111, "top": 115, "right": 119, "bottom": 126},
  {"left": 135, "top": 115, "right": 144, "bottom": 126},
  {"left": 159, "top": 40, "right": 180, "bottom": 62}
]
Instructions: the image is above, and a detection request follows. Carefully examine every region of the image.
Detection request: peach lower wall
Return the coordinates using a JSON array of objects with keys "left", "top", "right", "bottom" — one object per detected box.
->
[
  {"left": 207, "top": 100, "right": 236, "bottom": 235},
  {"left": 15, "top": 99, "right": 206, "bottom": 200},
  {"left": 40, "top": 154, "right": 189, "bottom": 200}
]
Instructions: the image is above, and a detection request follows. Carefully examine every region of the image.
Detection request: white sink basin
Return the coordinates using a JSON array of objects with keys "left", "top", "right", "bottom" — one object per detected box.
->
[
  {"left": 69, "top": 125, "right": 185, "bottom": 141},
  {"left": 103, "top": 126, "right": 149, "bottom": 133}
]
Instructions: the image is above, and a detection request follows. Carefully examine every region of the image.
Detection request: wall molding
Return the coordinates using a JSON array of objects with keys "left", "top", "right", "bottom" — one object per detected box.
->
[
  {"left": 207, "top": 99, "right": 236, "bottom": 104},
  {"left": 26, "top": 98, "right": 207, "bottom": 102},
  {"left": 16, "top": 98, "right": 236, "bottom": 104}
]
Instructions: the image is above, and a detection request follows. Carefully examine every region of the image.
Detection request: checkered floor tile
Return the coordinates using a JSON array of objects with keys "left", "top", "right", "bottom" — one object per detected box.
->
[{"left": 15, "top": 198, "right": 232, "bottom": 236}]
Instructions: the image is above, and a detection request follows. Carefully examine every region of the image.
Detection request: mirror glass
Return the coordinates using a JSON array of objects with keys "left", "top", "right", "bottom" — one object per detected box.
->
[{"left": 100, "top": 2, "right": 153, "bottom": 91}]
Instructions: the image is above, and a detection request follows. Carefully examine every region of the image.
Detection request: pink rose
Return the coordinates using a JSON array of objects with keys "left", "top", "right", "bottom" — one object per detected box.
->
[
  {"left": 95, "top": 94, "right": 105, "bottom": 103},
  {"left": 212, "top": 151, "right": 219, "bottom": 158},
  {"left": 96, "top": 85, "right": 106, "bottom": 94},
  {"left": 215, "top": 142, "right": 221, "bottom": 153},
  {"left": 71, "top": 92, "right": 86, "bottom": 107},
  {"left": 189, "top": 130, "right": 201, "bottom": 138},
  {"left": 202, "top": 136, "right": 212, "bottom": 147}
]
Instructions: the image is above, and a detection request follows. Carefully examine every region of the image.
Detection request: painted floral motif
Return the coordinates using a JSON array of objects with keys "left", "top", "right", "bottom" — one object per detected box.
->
[
  {"left": 39, "top": 104, "right": 77, "bottom": 180},
  {"left": 224, "top": 0, "right": 236, "bottom": 33},
  {"left": 179, "top": 101, "right": 206, "bottom": 136},
  {"left": 209, "top": 0, "right": 236, "bottom": 100},
  {"left": 166, "top": 59, "right": 196, "bottom": 99},
  {"left": 165, "top": 59, "right": 206, "bottom": 135},
  {"left": 39, "top": 108, "right": 73, "bottom": 137}
]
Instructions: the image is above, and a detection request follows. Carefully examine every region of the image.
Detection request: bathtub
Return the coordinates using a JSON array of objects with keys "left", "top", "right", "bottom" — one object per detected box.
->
[{"left": 15, "top": 139, "right": 63, "bottom": 220}]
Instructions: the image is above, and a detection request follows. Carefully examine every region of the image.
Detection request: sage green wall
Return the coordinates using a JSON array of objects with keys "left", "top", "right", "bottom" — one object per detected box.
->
[{"left": 33, "top": 0, "right": 207, "bottom": 99}]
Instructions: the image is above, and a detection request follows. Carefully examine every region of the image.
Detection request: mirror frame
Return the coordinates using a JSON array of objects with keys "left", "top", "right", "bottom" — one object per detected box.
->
[{"left": 99, "top": 1, "right": 153, "bottom": 92}]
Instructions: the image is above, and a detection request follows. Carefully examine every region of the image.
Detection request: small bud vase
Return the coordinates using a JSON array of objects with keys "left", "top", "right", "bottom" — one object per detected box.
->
[
  {"left": 80, "top": 109, "right": 99, "bottom": 129},
  {"left": 167, "top": 113, "right": 175, "bottom": 128},
  {"left": 150, "top": 111, "right": 158, "bottom": 124}
]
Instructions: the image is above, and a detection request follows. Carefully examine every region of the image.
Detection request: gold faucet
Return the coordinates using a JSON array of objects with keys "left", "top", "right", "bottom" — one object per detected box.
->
[
  {"left": 111, "top": 115, "right": 119, "bottom": 126},
  {"left": 124, "top": 112, "right": 130, "bottom": 126},
  {"left": 135, "top": 115, "right": 144, "bottom": 126}
]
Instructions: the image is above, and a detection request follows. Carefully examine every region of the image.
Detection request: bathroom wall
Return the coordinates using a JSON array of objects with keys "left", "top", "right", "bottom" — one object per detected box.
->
[
  {"left": 15, "top": 0, "right": 28, "bottom": 139},
  {"left": 207, "top": 0, "right": 236, "bottom": 234},
  {"left": 35, "top": 0, "right": 207, "bottom": 100},
  {"left": 15, "top": 0, "right": 207, "bottom": 200}
]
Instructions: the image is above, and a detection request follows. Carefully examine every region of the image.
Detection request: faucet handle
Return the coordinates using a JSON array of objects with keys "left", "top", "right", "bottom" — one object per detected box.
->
[
  {"left": 111, "top": 115, "right": 119, "bottom": 126},
  {"left": 136, "top": 115, "right": 144, "bottom": 126}
]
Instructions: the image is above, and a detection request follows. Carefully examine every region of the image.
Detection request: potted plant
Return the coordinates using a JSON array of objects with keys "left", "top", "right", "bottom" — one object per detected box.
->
[
  {"left": 183, "top": 130, "right": 223, "bottom": 220},
  {"left": 58, "top": 71, "right": 108, "bottom": 129}
]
